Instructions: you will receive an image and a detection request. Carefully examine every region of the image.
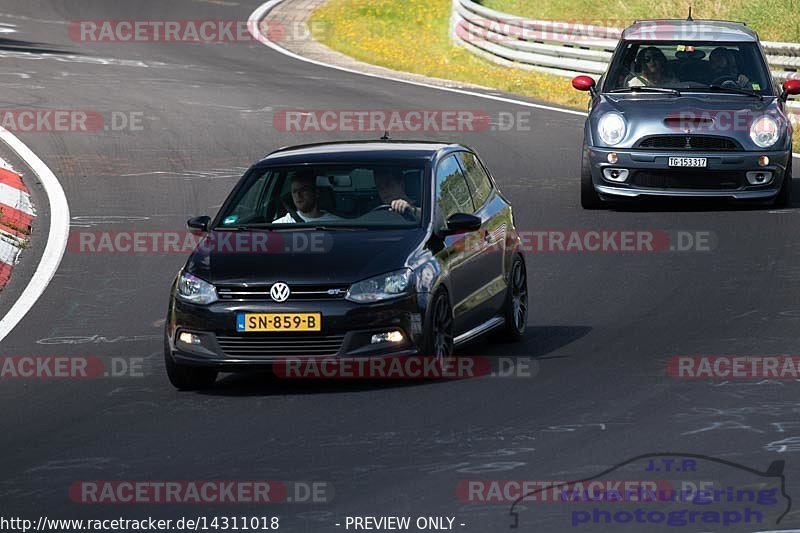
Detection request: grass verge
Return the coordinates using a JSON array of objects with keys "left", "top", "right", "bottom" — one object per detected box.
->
[{"left": 311, "top": 0, "right": 587, "bottom": 109}]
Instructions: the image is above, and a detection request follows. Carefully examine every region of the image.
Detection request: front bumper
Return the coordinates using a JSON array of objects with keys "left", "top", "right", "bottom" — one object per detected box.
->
[
  {"left": 166, "top": 293, "right": 429, "bottom": 370},
  {"left": 589, "top": 147, "right": 791, "bottom": 199}
]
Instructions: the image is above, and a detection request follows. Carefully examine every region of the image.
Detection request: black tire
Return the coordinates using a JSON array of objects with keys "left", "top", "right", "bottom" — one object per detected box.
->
[
  {"left": 164, "top": 332, "right": 218, "bottom": 390},
  {"left": 773, "top": 158, "right": 793, "bottom": 208},
  {"left": 423, "top": 290, "right": 455, "bottom": 374},
  {"left": 581, "top": 142, "right": 604, "bottom": 209},
  {"left": 492, "top": 255, "right": 528, "bottom": 342}
]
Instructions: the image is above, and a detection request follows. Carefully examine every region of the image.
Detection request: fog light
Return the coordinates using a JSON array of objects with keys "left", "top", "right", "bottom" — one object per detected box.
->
[
  {"left": 178, "top": 332, "right": 202, "bottom": 345},
  {"left": 602, "top": 168, "right": 629, "bottom": 183},
  {"left": 607, "top": 152, "right": 618, "bottom": 164},
  {"left": 371, "top": 331, "right": 405, "bottom": 344},
  {"left": 759, "top": 155, "right": 770, "bottom": 167},
  {"left": 746, "top": 171, "right": 773, "bottom": 185}
]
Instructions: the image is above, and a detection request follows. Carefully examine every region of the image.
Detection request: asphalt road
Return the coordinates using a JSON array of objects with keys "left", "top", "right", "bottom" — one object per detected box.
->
[{"left": 2, "top": 1, "right": 800, "bottom": 532}]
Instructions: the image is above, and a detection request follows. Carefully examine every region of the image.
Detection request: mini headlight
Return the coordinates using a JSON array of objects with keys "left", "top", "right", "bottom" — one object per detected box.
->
[
  {"left": 346, "top": 269, "right": 413, "bottom": 303},
  {"left": 176, "top": 272, "right": 218, "bottom": 305},
  {"left": 750, "top": 116, "right": 780, "bottom": 148},
  {"left": 597, "top": 113, "right": 627, "bottom": 146}
]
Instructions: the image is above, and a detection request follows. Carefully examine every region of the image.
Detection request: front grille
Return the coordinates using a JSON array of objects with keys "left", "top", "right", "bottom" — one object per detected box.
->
[
  {"left": 217, "top": 334, "right": 346, "bottom": 357},
  {"left": 632, "top": 171, "right": 742, "bottom": 190},
  {"left": 217, "top": 284, "right": 349, "bottom": 302},
  {"left": 637, "top": 135, "right": 740, "bottom": 151}
]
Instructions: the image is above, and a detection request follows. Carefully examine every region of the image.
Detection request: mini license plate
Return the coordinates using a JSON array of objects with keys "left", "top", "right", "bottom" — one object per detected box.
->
[{"left": 668, "top": 157, "right": 707, "bottom": 168}]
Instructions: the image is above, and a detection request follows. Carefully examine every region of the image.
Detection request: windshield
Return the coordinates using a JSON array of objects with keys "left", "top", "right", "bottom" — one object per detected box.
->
[
  {"left": 603, "top": 41, "right": 772, "bottom": 95},
  {"left": 216, "top": 163, "right": 426, "bottom": 229}
]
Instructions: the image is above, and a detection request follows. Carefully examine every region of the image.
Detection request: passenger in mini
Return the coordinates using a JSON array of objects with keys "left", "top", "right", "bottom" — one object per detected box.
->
[
  {"left": 627, "top": 47, "right": 676, "bottom": 87},
  {"left": 273, "top": 170, "right": 342, "bottom": 224}
]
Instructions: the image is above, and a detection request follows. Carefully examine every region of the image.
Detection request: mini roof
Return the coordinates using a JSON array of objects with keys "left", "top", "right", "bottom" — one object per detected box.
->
[{"left": 622, "top": 19, "right": 758, "bottom": 42}]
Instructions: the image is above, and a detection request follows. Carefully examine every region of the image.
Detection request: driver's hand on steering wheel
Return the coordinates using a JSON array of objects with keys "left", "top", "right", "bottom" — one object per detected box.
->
[{"left": 390, "top": 199, "right": 412, "bottom": 213}]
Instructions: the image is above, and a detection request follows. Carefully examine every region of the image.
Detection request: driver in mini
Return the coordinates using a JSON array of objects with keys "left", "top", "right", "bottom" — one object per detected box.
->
[
  {"left": 708, "top": 47, "right": 750, "bottom": 88},
  {"left": 374, "top": 167, "right": 421, "bottom": 220}
]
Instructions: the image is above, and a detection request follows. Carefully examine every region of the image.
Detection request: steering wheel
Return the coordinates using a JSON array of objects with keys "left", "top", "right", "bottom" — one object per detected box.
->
[
  {"left": 370, "top": 204, "right": 416, "bottom": 221},
  {"left": 711, "top": 75, "right": 737, "bottom": 87}
]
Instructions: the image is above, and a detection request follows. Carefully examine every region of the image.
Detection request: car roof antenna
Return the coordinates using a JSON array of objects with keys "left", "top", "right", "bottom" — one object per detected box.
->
[
  {"left": 687, "top": 6, "right": 693, "bottom": 21},
  {"left": 380, "top": 130, "right": 390, "bottom": 141}
]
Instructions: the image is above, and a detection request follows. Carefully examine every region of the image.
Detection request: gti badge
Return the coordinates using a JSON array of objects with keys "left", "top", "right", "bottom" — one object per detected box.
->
[{"left": 270, "top": 282, "right": 291, "bottom": 302}]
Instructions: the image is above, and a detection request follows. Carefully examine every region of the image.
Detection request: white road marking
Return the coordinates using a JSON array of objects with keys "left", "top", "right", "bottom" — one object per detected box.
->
[
  {"left": 0, "top": 127, "right": 69, "bottom": 342},
  {"left": 247, "top": 0, "right": 800, "bottom": 160}
]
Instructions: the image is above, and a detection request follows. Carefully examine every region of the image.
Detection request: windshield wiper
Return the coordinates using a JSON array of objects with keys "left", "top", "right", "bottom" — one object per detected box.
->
[
  {"left": 610, "top": 87, "right": 681, "bottom": 96},
  {"left": 705, "top": 84, "right": 763, "bottom": 99},
  {"left": 213, "top": 224, "right": 271, "bottom": 231},
  {"left": 219, "top": 224, "right": 367, "bottom": 232}
]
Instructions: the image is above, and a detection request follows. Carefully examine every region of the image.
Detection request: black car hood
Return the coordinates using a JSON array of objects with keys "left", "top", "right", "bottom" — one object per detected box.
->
[
  {"left": 592, "top": 93, "right": 785, "bottom": 150},
  {"left": 184, "top": 229, "right": 425, "bottom": 285}
]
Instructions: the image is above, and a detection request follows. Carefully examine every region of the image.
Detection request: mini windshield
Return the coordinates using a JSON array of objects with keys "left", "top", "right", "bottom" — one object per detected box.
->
[
  {"left": 604, "top": 41, "right": 772, "bottom": 95},
  {"left": 216, "top": 164, "right": 426, "bottom": 229}
]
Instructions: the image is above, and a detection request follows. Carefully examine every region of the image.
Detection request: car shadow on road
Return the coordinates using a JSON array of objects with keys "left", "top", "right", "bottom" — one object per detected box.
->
[
  {"left": 0, "top": 37, "right": 75, "bottom": 55},
  {"left": 196, "top": 325, "right": 591, "bottom": 396}
]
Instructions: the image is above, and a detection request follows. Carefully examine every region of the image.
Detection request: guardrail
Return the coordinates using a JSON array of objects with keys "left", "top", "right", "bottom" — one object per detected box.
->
[{"left": 450, "top": 0, "right": 800, "bottom": 107}]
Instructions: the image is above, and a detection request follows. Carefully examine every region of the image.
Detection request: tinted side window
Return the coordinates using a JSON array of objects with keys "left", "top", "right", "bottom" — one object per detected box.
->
[
  {"left": 456, "top": 152, "right": 493, "bottom": 209},
  {"left": 435, "top": 155, "right": 474, "bottom": 220}
]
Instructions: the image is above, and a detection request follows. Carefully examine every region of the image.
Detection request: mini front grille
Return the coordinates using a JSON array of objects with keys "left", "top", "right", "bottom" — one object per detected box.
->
[
  {"left": 216, "top": 284, "right": 349, "bottom": 301},
  {"left": 637, "top": 135, "right": 740, "bottom": 151},
  {"left": 217, "top": 334, "right": 346, "bottom": 357},
  {"left": 632, "top": 171, "right": 742, "bottom": 190}
]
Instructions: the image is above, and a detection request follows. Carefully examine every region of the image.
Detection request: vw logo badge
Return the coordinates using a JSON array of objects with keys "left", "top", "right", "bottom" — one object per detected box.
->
[{"left": 270, "top": 282, "right": 291, "bottom": 302}]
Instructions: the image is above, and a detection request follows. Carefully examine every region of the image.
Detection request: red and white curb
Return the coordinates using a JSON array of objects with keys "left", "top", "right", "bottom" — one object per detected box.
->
[{"left": 0, "top": 159, "right": 35, "bottom": 289}]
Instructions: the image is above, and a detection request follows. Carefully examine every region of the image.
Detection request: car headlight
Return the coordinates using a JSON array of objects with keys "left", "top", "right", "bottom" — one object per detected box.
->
[
  {"left": 176, "top": 272, "right": 218, "bottom": 304},
  {"left": 597, "top": 113, "right": 627, "bottom": 146},
  {"left": 750, "top": 115, "right": 780, "bottom": 148},
  {"left": 346, "top": 269, "right": 413, "bottom": 303}
]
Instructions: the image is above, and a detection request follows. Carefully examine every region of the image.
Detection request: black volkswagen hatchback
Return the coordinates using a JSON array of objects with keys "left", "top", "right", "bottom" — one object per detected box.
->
[{"left": 164, "top": 141, "right": 528, "bottom": 389}]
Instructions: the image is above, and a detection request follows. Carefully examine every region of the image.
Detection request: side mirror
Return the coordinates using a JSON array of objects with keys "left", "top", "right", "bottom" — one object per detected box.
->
[
  {"left": 187, "top": 215, "right": 211, "bottom": 235},
  {"left": 572, "top": 75, "right": 596, "bottom": 94},
  {"left": 781, "top": 79, "right": 800, "bottom": 101},
  {"left": 443, "top": 213, "right": 481, "bottom": 236}
]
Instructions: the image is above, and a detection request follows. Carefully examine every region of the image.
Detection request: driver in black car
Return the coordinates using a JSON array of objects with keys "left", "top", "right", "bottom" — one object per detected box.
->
[{"left": 374, "top": 167, "right": 421, "bottom": 220}]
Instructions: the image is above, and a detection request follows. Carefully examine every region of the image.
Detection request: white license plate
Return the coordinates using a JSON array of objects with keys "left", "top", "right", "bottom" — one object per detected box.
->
[{"left": 669, "top": 157, "right": 707, "bottom": 168}]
